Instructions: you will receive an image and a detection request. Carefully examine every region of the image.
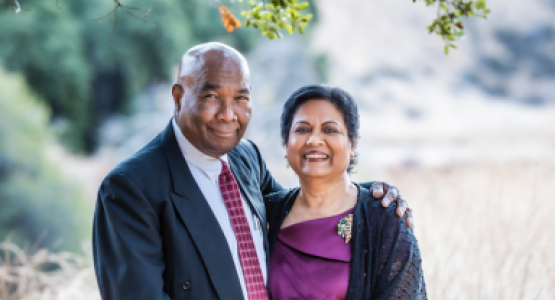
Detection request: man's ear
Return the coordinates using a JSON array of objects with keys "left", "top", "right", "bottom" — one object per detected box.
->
[{"left": 172, "top": 84, "right": 184, "bottom": 110}]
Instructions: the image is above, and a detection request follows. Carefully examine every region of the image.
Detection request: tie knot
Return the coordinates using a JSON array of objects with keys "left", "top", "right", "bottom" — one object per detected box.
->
[{"left": 220, "top": 160, "right": 232, "bottom": 177}]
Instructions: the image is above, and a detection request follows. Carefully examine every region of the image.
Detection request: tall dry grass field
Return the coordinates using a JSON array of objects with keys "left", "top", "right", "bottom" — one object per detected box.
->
[
  {"left": 384, "top": 162, "right": 555, "bottom": 300},
  {"left": 1, "top": 162, "right": 553, "bottom": 299},
  {"left": 0, "top": 243, "right": 99, "bottom": 300}
]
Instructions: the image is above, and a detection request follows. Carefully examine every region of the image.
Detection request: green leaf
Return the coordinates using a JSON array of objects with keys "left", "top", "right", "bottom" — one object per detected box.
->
[
  {"left": 298, "top": 2, "right": 310, "bottom": 10},
  {"left": 475, "top": 0, "right": 486, "bottom": 9},
  {"left": 444, "top": 45, "right": 449, "bottom": 55},
  {"left": 285, "top": 23, "right": 293, "bottom": 34}
]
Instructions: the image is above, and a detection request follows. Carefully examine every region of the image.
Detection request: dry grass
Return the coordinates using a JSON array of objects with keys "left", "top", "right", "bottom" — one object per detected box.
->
[
  {"left": 0, "top": 243, "right": 99, "bottom": 300},
  {"left": 1, "top": 162, "right": 553, "bottom": 299},
  {"left": 384, "top": 162, "right": 555, "bottom": 300}
]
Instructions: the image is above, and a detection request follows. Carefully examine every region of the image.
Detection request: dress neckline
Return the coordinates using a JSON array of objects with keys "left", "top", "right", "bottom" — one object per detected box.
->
[
  {"left": 277, "top": 207, "right": 354, "bottom": 262},
  {"left": 281, "top": 207, "right": 356, "bottom": 230}
]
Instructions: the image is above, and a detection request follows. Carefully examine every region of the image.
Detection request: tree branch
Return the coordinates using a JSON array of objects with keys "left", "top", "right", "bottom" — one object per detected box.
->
[
  {"left": 8, "top": 0, "right": 21, "bottom": 13},
  {"left": 93, "top": 0, "right": 154, "bottom": 47}
]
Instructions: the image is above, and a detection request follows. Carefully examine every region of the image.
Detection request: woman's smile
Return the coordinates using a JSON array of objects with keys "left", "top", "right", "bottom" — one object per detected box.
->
[{"left": 303, "top": 150, "right": 330, "bottom": 162}]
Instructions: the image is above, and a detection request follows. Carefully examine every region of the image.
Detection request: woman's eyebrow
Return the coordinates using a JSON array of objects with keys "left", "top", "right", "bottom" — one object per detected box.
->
[
  {"left": 293, "top": 121, "right": 310, "bottom": 126},
  {"left": 322, "top": 121, "right": 341, "bottom": 126}
]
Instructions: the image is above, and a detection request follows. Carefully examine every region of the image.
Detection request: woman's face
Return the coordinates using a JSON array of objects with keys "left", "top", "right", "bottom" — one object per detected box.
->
[{"left": 286, "top": 99, "right": 354, "bottom": 179}]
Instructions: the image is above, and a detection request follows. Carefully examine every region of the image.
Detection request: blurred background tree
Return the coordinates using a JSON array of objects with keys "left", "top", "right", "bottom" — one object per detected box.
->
[
  {"left": 0, "top": 0, "right": 259, "bottom": 153},
  {"left": 0, "top": 68, "right": 90, "bottom": 253}
]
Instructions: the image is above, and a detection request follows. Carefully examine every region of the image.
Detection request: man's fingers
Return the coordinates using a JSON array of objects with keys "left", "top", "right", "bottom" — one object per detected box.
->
[
  {"left": 381, "top": 184, "right": 398, "bottom": 208},
  {"left": 375, "top": 182, "right": 413, "bottom": 227},
  {"left": 372, "top": 182, "right": 385, "bottom": 199},
  {"left": 396, "top": 195, "right": 407, "bottom": 217},
  {"left": 406, "top": 207, "right": 414, "bottom": 228}
]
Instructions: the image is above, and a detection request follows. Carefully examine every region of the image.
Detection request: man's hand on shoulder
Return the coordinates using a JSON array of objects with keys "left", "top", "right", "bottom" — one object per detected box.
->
[{"left": 369, "top": 182, "right": 414, "bottom": 228}]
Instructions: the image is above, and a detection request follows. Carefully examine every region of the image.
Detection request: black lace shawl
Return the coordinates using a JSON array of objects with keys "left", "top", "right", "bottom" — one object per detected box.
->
[{"left": 264, "top": 185, "right": 427, "bottom": 300}]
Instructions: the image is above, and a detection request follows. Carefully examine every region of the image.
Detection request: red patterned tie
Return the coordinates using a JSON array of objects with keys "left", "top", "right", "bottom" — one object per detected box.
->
[{"left": 218, "top": 160, "right": 269, "bottom": 300}]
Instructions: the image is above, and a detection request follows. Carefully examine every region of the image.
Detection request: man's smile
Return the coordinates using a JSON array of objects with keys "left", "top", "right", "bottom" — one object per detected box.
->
[{"left": 208, "top": 126, "right": 237, "bottom": 138}]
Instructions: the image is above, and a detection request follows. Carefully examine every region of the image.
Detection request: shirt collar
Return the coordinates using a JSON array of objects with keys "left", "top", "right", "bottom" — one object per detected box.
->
[{"left": 172, "top": 118, "right": 228, "bottom": 183}]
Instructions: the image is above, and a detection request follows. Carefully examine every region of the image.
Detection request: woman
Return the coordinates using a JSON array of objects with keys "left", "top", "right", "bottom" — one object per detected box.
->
[{"left": 265, "top": 85, "right": 427, "bottom": 300}]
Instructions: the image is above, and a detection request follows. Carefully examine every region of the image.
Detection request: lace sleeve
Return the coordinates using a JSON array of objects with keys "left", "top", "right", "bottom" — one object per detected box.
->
[{"left": 373, "top": 209, "right": 427, "bottom": 300}]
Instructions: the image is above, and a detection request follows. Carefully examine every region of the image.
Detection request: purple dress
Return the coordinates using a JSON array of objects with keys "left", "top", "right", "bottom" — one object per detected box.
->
[{"left": 268, "top": 208, "right": 355, "bottom": 300}]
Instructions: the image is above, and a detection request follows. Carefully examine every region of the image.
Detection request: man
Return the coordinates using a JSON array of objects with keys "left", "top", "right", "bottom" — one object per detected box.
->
[{"left": 93, "top": 42, "right": 412, "bottom": 300}]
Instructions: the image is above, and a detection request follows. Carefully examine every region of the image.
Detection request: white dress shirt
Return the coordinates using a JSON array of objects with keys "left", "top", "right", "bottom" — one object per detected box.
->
[{"left": 172, "top": 119, "right": 267, "bottom": 300}]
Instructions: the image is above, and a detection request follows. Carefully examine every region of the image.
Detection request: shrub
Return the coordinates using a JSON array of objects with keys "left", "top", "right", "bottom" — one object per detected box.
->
[{"left": 0, "top": 69, "right": 91, "bottom": 253}]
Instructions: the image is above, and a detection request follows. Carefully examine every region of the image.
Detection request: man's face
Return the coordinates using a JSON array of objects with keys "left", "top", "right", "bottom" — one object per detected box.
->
[{"left": 172, "top": 57, "right": 251, "bottom": 158}]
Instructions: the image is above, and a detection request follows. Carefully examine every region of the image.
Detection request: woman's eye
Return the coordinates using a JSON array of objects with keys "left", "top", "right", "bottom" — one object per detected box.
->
[
  {"left": 324, "top": 128, "right": 339, "bottom": 133},
  {"left": 205, "top": 94, "right": 216, "bottom": 99},
  {"left": 295, "top": 128, "right": 310, "bottom": 133}
]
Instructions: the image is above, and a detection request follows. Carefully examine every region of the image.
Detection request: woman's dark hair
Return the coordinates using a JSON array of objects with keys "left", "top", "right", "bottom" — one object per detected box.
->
[{"left": 280, "top": 84, "right": 360, "bottom": 173}]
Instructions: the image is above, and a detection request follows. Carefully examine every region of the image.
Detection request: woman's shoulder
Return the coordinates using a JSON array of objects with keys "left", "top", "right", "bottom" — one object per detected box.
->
[
  {"left": 357, "top": 185, "right": 407, "bottom": 226},
  {"left": 357, "top": 185, "right": 416, "bottom": 258},
  {"left": 265, "top": 188, "right": 300, "bottom": 235},
  {"left": 264, "top": 187, "right": 299, "bottom": 217}
]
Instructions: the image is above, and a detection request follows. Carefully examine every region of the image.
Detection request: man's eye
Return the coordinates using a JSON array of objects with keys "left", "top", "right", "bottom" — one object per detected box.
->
[
  {"left": 236, "top": 96, "right": 249, "bottom": 101},
  {"left": 205, "top": 94, "right": 216, "bottom": 99}
]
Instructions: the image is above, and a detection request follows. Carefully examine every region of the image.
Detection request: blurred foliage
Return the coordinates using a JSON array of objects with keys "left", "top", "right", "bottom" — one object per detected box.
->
[
  {"left": 225, "top": 0, "right": 489, "bottom": 51},
  {"left": 0, "top": 0, "right": 258, "bottom": 153},
  {"left": 239, "top": 0, "right": 313, "bottom": 39},
  {"left": 219, "top": 5, "right": 242, "bottom": 33},
  {"left": 0, "top": 69, "right": 91, "bottom": 253},
  {"left": 415, "top": 0, "right": 492, "bottom": 54}
]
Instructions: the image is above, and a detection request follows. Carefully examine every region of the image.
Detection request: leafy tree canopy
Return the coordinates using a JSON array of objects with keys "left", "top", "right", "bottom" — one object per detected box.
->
[
  {"left": 0, "top": 0, "right": 258, "bottom": 152},
  {"left": 0, "top": 0, "right": 491, "bottom": 152}
]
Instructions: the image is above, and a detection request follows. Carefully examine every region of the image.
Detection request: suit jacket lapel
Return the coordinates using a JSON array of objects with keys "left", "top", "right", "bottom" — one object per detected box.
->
[
  {"left": 227, "top": 152, "right": 266, "bottom": 228},
  {"left": 160, "top": 121, "right": 243, "bottom": 300},
  {"left": 227, "top": 151, "right": 270, "bottom": 263}
]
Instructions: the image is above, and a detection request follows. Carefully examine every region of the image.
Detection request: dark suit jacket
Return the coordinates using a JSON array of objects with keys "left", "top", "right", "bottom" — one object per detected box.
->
[{"left": 93, "top": 121, "right": 283, "bottom": 300}]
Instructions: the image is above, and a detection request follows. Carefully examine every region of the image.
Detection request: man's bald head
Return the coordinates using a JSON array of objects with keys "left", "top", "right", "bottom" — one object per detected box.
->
[
  {"left": 171, "top": 42, "right": 253, "bottom": 158},
  {"left": 176, "top": 42, "right": 250, "bottom": 87}
]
